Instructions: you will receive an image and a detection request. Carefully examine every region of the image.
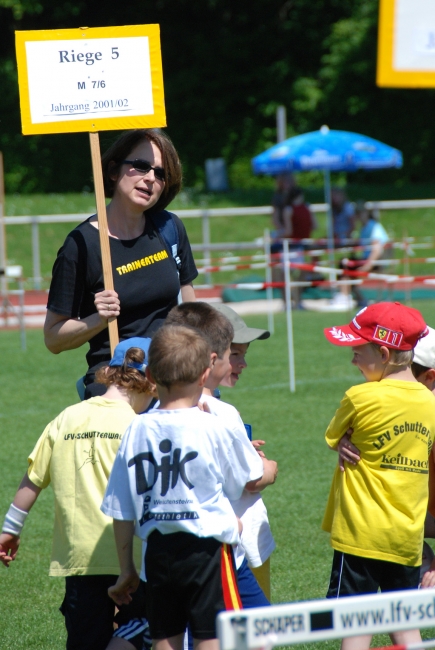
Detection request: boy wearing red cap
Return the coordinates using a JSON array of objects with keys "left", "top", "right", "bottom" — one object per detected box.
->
[{"left": 323, "top": 302, "right": 435, "bottom": 650}]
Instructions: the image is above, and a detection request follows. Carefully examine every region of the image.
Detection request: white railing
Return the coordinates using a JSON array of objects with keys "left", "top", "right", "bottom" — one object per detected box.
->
[{"left": 3, "top": 198, "right": 435, "bottom": 288}]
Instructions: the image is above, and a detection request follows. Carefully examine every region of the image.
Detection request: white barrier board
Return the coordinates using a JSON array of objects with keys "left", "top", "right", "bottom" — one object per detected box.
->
[
  {"left": 25, "top": 37, "right": 153, "bottom": 124},
  {"left": 378, "top": 0, "right": 435, "bottom": 87},
  {"left": 395, "top": 0, "right": 435, "bottom": 70},
  {"left": 218, "top": 589, "right": 435, "bottom": 650}
]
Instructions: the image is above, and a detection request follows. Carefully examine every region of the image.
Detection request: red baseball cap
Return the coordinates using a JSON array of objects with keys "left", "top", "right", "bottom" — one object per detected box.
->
[{"left": 324, "top": 302, "right": 428, "bottom": 350}]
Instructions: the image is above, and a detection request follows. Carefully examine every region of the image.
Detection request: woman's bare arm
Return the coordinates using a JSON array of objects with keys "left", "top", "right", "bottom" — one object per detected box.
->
[
  {"left": 44, "top": 290, "right": 120, "bottom": 353},
  {"left": 180, "top": 283, "right": 196, "bottom": 302}
]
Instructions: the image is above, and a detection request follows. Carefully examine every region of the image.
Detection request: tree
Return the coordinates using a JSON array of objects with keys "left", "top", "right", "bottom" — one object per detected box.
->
[
  {"left": 0, "top": 0, "right": 433, "bottom": 192},
  {"left": 290, "top": 0, "right": 435, "bottom": 184}
]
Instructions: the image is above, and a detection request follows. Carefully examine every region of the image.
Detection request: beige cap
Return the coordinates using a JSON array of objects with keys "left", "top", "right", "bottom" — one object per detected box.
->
[{"left": 213, "top": 303, "right": 270, "bottom": 344}]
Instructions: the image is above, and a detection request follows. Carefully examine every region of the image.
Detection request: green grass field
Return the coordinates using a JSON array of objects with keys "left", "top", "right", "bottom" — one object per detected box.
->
[
  {"left": 2, "top": 305, "right": 435, "bottom": 648},
  {"left": 2, "top": 190, "right": 435, "bottom": 647}
]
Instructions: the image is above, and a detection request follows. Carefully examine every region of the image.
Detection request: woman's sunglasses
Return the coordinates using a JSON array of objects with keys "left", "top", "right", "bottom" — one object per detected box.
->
[{"left": 122, "top": 159, "right": 166, "bottom": 182}]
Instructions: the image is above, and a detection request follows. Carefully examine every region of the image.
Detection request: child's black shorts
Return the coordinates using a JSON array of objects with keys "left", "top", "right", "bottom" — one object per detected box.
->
[
  {"left": 60, "top": 575, "right": 118, "bottom": 650},
  {"left": 326, "top": 550, "right": 420, "bottom": 598},
  {"left": 145, "top": 530, "right": 242, "bottom": 640},
  {"left": 61, "top": 574, "right": 151, "bottom": 650}
]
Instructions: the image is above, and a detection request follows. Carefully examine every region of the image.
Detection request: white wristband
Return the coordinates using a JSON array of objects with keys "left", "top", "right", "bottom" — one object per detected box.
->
[{"left": 2, "top": 503, "right": 28, "bottom": 536}]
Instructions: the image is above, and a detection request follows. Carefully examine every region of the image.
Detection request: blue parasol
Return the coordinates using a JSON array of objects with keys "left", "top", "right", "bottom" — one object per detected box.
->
[
  {"left": 252, "top": 125, "right": 403, "bottom": 175},
  {"left": 252, "top": 126, "right": 402, "bottom": 264}
]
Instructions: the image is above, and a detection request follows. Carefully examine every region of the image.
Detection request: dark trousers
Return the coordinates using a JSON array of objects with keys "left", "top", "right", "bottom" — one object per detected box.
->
[{"left": 60, "top": 574, "right": 117, "bottom": 650}]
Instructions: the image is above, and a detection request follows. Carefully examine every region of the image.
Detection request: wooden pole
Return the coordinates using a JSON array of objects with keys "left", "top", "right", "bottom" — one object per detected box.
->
[{"left": 89, "top": 132, "right": 119, "bottom": 354}]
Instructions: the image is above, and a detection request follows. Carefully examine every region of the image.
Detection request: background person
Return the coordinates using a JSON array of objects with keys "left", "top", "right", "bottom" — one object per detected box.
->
[
  {"left": 271, "top": 172, "right": 295, "bottom": 234},
  {"left": 271, "top": 185, "right": 316, "bottom": 249},
  {"left": 331, "top": 188, "right": 355, "bottom": 244},
  {"left": 44, "top": 128, "right": 198, "bottom": 398},
  {"left": 281, "top": 186, "right": 317, "bottom": 243},
  {"left": 272, "top": 186, "right": 317, "bottom": 309},
  {"left": 344, "top": 205, "right": 390, "bottom": 274},
  {"left": 334, "top": 205, "right": 390, "bottom": 308}
]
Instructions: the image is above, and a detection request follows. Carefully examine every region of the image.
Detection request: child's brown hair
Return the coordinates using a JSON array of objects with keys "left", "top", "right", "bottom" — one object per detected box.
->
[
  {"left": 166, "top": 302, "right": 233, "bottom": 358},
  {"left": 148, "top": 325, "right": 211, "bottom": 389},
  {"left": 95, "top": 347, "right": 154, "bottom": 394}
]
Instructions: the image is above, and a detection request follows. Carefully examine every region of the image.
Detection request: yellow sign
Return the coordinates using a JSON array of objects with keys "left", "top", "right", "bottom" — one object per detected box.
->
[
  {"left": 15, "top": 25, "right": 166, "bottom": 134},
  {"left": 377, "top": 0, "right": 435, "bottom": 87}
]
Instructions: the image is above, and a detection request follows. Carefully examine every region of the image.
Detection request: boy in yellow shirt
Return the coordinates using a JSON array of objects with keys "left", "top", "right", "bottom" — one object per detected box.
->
[{"left": 323, "top": 302, "right": 435, "bottom": 650}]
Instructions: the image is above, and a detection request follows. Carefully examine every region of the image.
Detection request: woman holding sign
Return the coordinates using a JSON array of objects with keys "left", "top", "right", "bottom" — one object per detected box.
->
[{"left": 44, "top": 129, "right": 198, "bottom": 397}]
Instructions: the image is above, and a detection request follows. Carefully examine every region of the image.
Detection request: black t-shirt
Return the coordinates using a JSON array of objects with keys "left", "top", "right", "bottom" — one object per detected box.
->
[{"left": 47, "top": 211, "right": 198, "bottom": 370}]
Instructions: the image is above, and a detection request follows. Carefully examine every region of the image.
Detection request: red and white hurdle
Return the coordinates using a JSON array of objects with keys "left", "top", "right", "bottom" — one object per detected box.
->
[{"left": 193, "top": 237, "right": 435, "bottom": 393}]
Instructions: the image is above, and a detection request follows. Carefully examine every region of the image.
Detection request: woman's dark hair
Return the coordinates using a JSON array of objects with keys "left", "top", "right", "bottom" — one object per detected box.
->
[
  {"left": 101, "top": 129, "right": 182, "bottom": 213},
  {"left": 286, "top": 186, "right": 304, "bottom": 204},
  {"left": 95, "top": 346, "right": 154, "bottom": 394}
]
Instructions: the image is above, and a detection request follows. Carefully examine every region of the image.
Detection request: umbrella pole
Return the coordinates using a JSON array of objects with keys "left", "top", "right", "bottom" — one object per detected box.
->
[{"left": 323, "top": 168, "right": 336, "bottom": 289}]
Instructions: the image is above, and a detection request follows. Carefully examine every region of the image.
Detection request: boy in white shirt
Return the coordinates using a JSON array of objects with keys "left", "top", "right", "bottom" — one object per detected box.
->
[
  {"left": 213, "top": 303, "right": 275, "bottom": 600},
  {"left": 165, "top": 302, "right": 277, "bottom": 606},
  {"left": 102, "top": 325, "right": 269, "bottom": 650}
]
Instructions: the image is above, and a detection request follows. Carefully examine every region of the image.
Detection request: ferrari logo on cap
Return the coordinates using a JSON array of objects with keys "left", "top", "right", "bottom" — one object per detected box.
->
[{"left": 373, "top": 325, "right": 403, "bottom": 347}]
